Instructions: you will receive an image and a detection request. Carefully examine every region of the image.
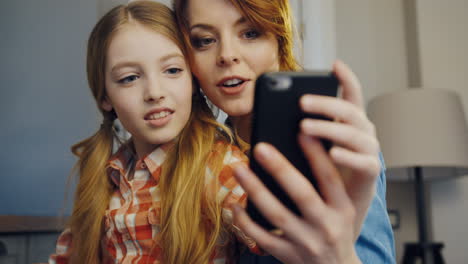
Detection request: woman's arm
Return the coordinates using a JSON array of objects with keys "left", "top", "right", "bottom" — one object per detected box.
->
[{"left": 355, "top": 156, "right": 396, "bottom": 263}]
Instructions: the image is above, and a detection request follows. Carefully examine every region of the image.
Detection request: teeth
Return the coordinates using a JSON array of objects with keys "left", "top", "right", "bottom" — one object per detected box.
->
[
  {"left": 223, "top": 78, "right": 243, "bottom": 86},
  {"left": 148, "top": 111, "right": 171, "bottom": 120}
]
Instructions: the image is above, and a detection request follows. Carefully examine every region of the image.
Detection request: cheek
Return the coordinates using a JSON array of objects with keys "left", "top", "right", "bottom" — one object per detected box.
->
[
  {"left": 174, "top": 78, "right": 194, "bottom": 111},
  {"left": 255, "top": 43, "right": 280, "bottom": 72},
  {"left": 112, "top": 101, "right": 136, "bottom": 123},
  {"left": 191, "top": 53, "right": 211, "bottom": 83},
  {"left": 106, "top": 90, "right": 138, "bottom": 119},
  {"left": 191, "top": 55, "right": 219, "bottom": 101},
  {"left": 244, "top": 38, "right": 280, "bottom": 74}
]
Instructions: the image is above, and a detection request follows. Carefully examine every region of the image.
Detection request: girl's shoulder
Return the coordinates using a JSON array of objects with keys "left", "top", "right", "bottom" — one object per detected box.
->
[
  {"left": 204, "top": 141, "right": 248, "bottom": 196},
  {"left": 211, "top": 140, "right": 249, "bottom": 166},
  {"left": 207, "top": 141, "right": 248, "bottom": 198}
]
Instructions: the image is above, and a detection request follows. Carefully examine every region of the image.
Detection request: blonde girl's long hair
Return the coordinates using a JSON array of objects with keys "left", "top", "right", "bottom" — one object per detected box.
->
[
  {"left": 173, "top": 0, "right": 301, "bottom": 71},
  {"left": 69, "top": 1, "right": 234, "bottom": 263}
]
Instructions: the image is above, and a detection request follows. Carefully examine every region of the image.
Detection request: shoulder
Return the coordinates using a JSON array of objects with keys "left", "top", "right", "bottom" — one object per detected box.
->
[
  {"left": 213, "top": 141, "right": 248, "bottom": 188},
  {"left": 49, "top": 228, "right": 73, "bottom": 263},
  {"left": 209, "top": 140, "right": 249, "bottom": 168},
  {"left": 205, "top": 141, "right": 248, "bottom": 202}
]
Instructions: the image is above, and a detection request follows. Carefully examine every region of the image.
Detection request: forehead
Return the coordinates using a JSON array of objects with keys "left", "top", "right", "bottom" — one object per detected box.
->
[
  {"left": 187, "top": 0, "right": 242, "bottom": 25},
  {"left": 107, "top": 23, "right": 183, "bottom": 63}
]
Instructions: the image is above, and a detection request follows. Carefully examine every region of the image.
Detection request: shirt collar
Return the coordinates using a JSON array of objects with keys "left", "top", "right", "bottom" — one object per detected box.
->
[{"left": 106, "top": 141, "right": 175, "bottom": 186}]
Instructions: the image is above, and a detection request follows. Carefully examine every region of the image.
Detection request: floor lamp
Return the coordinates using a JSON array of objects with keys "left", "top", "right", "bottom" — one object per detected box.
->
[{"left": 367, "top": 88, "right": 468, "bottom": 264}]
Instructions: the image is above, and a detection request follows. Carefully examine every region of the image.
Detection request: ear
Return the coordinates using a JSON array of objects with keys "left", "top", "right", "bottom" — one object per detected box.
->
[{"left": 101, "top": 97, "right": 113, "bottom": 112}]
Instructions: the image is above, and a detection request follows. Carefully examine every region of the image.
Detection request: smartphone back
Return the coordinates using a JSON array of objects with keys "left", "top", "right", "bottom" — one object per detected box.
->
[{"left": 248, "top": 71, "right": 339, "bottom": 230}]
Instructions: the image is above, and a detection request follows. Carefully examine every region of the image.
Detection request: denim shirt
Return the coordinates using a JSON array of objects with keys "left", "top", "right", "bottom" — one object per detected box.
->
[{"left": 238, "top": 153, "right": 396, "bottom": 264}]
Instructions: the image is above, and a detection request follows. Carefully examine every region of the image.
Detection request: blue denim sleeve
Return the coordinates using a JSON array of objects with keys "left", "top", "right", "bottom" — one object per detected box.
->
[
  {"left": 237, "top": 153, "right": 396, "bottom": 264},
  {"left": 355, "top": 153, "right": 396, "bottom": 263}
]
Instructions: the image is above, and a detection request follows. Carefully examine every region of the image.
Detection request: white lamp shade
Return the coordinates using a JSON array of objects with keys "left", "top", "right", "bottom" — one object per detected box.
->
[{"left": 367, "top": 89, "right": 468, "bottom": 181}]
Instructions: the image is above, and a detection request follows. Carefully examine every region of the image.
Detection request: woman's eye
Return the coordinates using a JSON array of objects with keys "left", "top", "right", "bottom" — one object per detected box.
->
[
  {"left": 192, "top": 37, "right": 216, "bottom": 48},
  {"left": 165, "top": 67, "right": 183, "bottom": 75},
  {"left": 118, "top": 75, "right": 139, "bottom": 84},
  {"left": 243, "top": 29, "right": 261, "bottom": 39}
]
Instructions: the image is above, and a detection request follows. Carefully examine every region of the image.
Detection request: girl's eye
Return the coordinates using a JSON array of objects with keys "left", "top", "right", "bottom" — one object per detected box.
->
[
  {"left": 165, "top": 67, "right": 183, "bottom": 75},
  {"left": 191, "top": 37, "right": 216, "bottom": 48},
  {"left": 243, "top": 29, "right": 261, "bottom": 39},
  {"left": 118, "top": 75, "right": 139, "bottom": 84}
]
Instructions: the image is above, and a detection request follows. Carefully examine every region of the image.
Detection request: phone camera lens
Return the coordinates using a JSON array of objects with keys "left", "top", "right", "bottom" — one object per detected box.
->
[{"left": 271, "top": 76, "right": 292, "bottom": 91}]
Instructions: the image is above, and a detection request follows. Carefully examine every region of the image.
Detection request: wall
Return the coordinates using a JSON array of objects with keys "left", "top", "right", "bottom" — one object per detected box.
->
[
  {"left": 336, "top": 0, "right": 468, "bottom": 263},
  {"left": 98, "top": 0, "right": 173, "bottom": 16},
  {"left": 334, "top": 0, "right": 414, "bottom": 262},
  {"left": 0, "top": 0, "right": 99, "bottom": 262},
  {"left": 299, "top": 0, "right": 336, "bottom": 70},
  {"left": 416, "top": 1, "right": 468, "bottom": 263},
  {"left": 0, "top": 0, "right": 99, "bottom": 216}
]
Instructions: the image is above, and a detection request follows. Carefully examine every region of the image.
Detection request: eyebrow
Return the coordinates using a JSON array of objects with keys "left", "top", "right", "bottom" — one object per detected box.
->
[
  {"left": 190, "top": 17, "right": 247, "bottom": 32},
  {"left": 110, "top": 62, "right": 139, "bottom": 74},
  {"left": 158, "top": 53, "right": 185, "bottom": 63},
  {"left": 110, "top": 53, "right": 185, "bottom": 74}
]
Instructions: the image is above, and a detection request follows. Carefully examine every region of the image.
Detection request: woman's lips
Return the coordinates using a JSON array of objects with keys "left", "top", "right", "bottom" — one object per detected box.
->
[
  {"left": 216, "top": 76, "right": 250, "bottom": 95},
  {"left": 218, "top": 80, "right": 248, "bottom": 95}
]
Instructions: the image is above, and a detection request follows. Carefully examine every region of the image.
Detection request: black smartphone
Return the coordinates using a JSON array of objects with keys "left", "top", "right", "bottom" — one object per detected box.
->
[{"left": 247, "top": 71, "right": 339, "bottom": 230}]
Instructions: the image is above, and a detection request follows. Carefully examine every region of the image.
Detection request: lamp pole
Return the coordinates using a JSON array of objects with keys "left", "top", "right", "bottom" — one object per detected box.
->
[{"left": 414, "top": 166, "right": 428, "bottom": 263}]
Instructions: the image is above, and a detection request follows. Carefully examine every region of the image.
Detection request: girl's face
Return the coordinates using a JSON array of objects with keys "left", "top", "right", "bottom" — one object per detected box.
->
[
  {"left": 186, "top": 0, "right": 280, "bottom": 117},
  {"left": 102, "top": 23, "right": 192, "bottom": 158}
]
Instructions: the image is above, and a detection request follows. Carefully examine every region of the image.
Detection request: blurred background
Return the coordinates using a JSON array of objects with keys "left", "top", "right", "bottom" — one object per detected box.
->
[{"left": 0, "top": 0, "right": 467, "bottom": 263}]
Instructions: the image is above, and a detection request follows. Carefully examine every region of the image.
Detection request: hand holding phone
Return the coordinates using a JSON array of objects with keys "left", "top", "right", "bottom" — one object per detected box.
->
[{"left": 248, "top": 71, "right": 339, "bottom": 230}]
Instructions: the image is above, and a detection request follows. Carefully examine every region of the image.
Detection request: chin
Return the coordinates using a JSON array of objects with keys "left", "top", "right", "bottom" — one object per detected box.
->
[
  {"left": 224, "top": 103, "right": 253, "bottom": 117},
  {"left": 148, "top": 131, "right": 180, "bottom": 146}
]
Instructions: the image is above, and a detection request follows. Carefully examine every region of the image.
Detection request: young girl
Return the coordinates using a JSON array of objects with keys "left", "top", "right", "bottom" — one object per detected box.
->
[
  {"left": 173, "top": 0, "right": 395, "bottom": 263},
  {"left": 49, "top": 1, "right": 259, "bottom": 263}
]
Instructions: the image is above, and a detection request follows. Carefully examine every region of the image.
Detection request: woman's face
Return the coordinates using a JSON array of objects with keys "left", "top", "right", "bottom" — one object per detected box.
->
[{"left": 186, "top": 0, "right": 280, "bottom": 117}]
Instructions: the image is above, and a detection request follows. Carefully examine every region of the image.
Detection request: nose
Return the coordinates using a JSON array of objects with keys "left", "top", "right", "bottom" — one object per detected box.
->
[
  {"left": 216, "top": 40, "right": 240, "bottom": 67},
  {"left": 143, "top": 77, "right": 165, "bottom": 103}
]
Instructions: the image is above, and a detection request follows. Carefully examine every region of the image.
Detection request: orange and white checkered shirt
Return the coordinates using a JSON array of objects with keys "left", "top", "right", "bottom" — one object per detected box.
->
[{"left": 49, "top": 141, "right": 261, "bottom": 264}]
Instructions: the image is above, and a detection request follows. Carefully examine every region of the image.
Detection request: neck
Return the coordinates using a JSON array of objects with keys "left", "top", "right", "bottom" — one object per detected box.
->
[
  {"left": 132, "top": 139, "right": 160, "bottom": 160},
  {"left": 230, "top": 114, "right": 253, "bottom": 143}
]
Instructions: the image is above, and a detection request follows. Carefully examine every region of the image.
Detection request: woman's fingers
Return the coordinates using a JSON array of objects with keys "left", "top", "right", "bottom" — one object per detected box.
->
[
  {"left": 250, "top": 143, "right": 325, "bottom": 220},
  {"left": 231, "top": 204, "right": 303, "bottom": 264},
  {"left": 232, "top": 163, "right": 304, "bottom": 235},
  {"left": 300, "top": 94, "right": 373, "bottom": 133},
  {"left": 329, "top": 146, "right": 381, "bottom": 181},
  {"left": 232, "top": 155, "right": 350, "bottom": 264},
  {"left": 333, "top": 60, "right": 364, "bottom": 108},
  {"left": 300, "top": 119, "right": 380, "bottom": 156},
  {"left": 297, "top": 134, "right": 350, "bottom": 211}
]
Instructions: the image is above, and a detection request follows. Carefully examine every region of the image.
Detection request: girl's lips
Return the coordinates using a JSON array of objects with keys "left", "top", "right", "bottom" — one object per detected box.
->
[
  {"left": 146, "top": 112, "right": 173, "bottom": 127},
  {"left": 218, "top": 80, "right": 249, "bottom": 95}
]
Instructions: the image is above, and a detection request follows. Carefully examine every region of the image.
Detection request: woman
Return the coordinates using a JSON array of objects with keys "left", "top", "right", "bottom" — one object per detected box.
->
[{"left": 173, "top": 0, "right": 395, "bottom": 263}]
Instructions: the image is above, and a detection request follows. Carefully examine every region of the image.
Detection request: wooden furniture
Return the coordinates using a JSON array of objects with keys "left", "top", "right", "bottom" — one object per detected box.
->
[
  {"left": 0, "top": 216, "right": 66, "bottom": 264},
  {"left": 0, "top": 216, "right": 66, "bottom": 234}
]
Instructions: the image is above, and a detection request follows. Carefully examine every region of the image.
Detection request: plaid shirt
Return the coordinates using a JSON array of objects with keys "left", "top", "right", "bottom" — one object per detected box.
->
[{"left": 49, "top": 141, "right": 260, "bottom": 264}]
